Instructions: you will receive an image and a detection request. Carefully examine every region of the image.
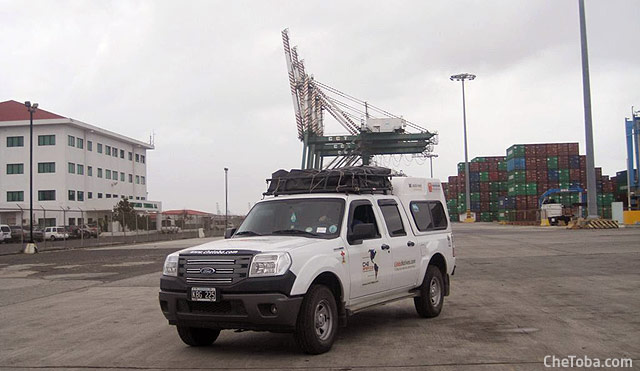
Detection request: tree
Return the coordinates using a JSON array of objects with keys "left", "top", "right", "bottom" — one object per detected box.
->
[{"left": 112, "top": 199, "right": 136, "bottom": 231}]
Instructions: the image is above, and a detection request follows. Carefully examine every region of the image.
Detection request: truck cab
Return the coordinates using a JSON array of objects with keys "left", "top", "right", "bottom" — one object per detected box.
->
[{"left": 159, "top": 168, "right": 455, "bottom": 354}]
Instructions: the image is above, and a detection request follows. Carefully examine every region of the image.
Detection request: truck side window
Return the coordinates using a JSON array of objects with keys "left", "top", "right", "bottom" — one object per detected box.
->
[
  {"left": 379, "top": 204, "right": 406, "bottom": 237},
  {"left": 349, "top": 203, "right": 380, "bottom": 239},
  {"left": 429, "top": 201, "right": 448, "bottom": 230},
  {"left": 410, "top": 201, "right": 434, "bottom": 231}
]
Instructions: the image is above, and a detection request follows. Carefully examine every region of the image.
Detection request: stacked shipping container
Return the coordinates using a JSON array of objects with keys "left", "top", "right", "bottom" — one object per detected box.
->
[{"left": 442, "top": 142, "right": 616, "bottom": 222}]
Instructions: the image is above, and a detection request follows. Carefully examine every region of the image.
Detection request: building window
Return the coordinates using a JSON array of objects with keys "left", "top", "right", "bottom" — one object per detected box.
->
[
  {"left": 135, "top": 153, "right": 140, "bottom": 162},
  {"left": 77, "top": 138, "right": 84, "bottom": 149},
  {"left": 88, "top": 166, "right": 92, "bottom": 176},
  {"left": 105, "top": 169, "right": 111, "bottom": 179},
  {"left": 112, "top": 148, "right": 118, "bottom": 157},
  {"left": 120, "top": 172, "right": 125, "bottom": 182},
  {"left": 112, "top": 170, "right": 118, "bottom": 180},
  {"left": 87, "top": 141, "right": 93, "bottom": 151},
  {"left": 135, "top": 175, "right": 140, "bottom": 184},
  {"left": 128, "top": 174, "right": 133, "bottom": 183},
  {"left": 141, "top": 197, "right": 146, "bottom": 200},
  {"left": 68, "top": 190, "right": 75, "bottom": 201},
  {"left": 88, "top": 192, "right": 93, "bottom": 199},
  {"left": 128, "top": 151, "right": 132, "bottom": 160},
  {"left": 68, "top": 162, "right": 75, "bottom": 174},
  {"left": 38, "top": 162, "right": 55, "bottom": 173},
  {"left": 141, "top": 155, "right": 145, "bottom": 164},
  {"left": 7, "top": 191, "right": 24, "bottom": 202},
  {"left": 77, "top": 164, "right": 84, "bottom": 175},
  {"left": 97, "top": 168, "right": 103, "bottom": 178},
  {"left": 141, "top": 176, "right": 146, "bottom": 185},
  {"left": 7, "top": 136, "right": 24, "bottom": 147},
  {"left": 106, "top": 145, "right": 111, "bottom": 155},
  {"left": 77, "top": 191, "right": 84, "bottom": 201},
  {"left": 128, "top": 196, "right": 133, "bottom": 199},
  {"left": 106, "top": 194, "right": 112, "bottom": 198},
  {"left": 97, "top": 143, "right": 103, "bottom": 153},
  {"left": 38, "top": 190, "right": 56, "bottom": 201},
  {"left": 136, "top": 196, "right": 140, "bottom": 200},
  {"left": 68, "top": 135, "right": 75, "bottom": 147},
  {"left": 98, "top": 193, "right": 103, "bottom": 199},
  {"left": 120, "top": 149, "right": 124, "bottom": 158},
  {"left": 6, "top": 163, "right": 24, "bottom": 174},
  {"left": 38, "top": 135, "right": 55, "bottom": 146}
]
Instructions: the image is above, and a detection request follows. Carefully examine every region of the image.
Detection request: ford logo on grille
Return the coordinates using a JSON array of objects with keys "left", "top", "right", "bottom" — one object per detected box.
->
[{"left": 199, "top": 267, "right": 216, "bottom": 274}]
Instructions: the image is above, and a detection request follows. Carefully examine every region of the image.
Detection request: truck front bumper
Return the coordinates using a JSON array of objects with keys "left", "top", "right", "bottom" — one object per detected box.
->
[{"left": 159, "top": 290, "right": 303, "bottom": 332}]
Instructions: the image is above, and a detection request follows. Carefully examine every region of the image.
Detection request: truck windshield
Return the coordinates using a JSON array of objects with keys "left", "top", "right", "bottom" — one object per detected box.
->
[{"left": 235, "top": 198, "right": 345, "bottom": 239}]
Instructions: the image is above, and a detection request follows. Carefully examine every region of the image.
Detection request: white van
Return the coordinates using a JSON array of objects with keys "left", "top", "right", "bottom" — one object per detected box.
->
[
  {"left": 44, "top": 226, "right": 69, "bottom": 240},
  {"left": 0, "top": 224, "right": 11, "bottom": 243},
  {"left": 159, "top": 167, "right": 455, "bottom": 354}
]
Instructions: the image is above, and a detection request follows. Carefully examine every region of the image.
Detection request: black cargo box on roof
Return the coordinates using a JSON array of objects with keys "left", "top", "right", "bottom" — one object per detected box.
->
[{"left": 265, "top": 166, "right": 393, "bottom": 196}]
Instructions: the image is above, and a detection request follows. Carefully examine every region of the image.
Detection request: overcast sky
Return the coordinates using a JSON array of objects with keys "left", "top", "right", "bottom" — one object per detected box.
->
[{"left": 1, "top": 0, "right": 639, "bottom": 214}]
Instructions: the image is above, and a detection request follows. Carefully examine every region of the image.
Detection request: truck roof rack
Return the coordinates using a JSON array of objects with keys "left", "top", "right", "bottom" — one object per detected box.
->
[{"left": 264, "top": 166, "right": 394, "bottom": 196}]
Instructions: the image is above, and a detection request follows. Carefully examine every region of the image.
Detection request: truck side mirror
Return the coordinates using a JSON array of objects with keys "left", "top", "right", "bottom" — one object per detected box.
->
[
  {"left": 224, "top": 228, "right": 237, "bottom": 239},
  {"left": 348, "top": 223, "right": 377, "bottom": 244}
]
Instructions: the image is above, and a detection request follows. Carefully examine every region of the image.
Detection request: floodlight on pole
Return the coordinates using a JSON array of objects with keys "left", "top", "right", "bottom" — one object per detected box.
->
[
  {"left": 450, "top": 73, "right": 476, "bottom": 222},
  {"left": 425, "top": 153, "right": 439, "bottom": 178},
  {"left": 24, "top": 101, "right": 38, "bottom": 253}
]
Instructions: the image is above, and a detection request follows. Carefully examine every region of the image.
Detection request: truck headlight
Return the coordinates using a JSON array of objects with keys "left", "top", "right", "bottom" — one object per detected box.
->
[
  {"left": 163, "top": 253, "right": 179, "bottom": 276},
  {"left": 249, "top": 252, "right": 291, "bottom": 277}
]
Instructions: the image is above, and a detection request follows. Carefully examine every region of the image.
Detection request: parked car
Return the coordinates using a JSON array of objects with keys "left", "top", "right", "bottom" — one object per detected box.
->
[
  {"left": 66, "top": 226, "right": 93, "bottom": 239},
  {"left": 44, "top": 226, "right": 69, "bottom": 241},
  {"left": 0, "top": 224, "right": 11, "bottom": 243},
  {"left": 8, "top": 226, "right": 25, "bottom": 243},
  {"left": 159, "top": 168, "right": 455, "bottom": 354},
  {"left": 25, "top": 228, "right": 45, "bottom": 242},
  {"left": 83, "top": 225, "right": 99, "bottom": 238}
]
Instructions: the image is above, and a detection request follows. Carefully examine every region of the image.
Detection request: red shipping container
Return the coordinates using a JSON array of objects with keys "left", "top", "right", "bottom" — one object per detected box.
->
[
  {"left": 489, "top": 171, "right": 499, "bottom": 181},
  {"left": 547, "top": 143, "right": 559, "bottom": 156},
  {"left": 525, "top": 158, "right": 536, "bottom": 169},
  {"left": 548, "top": 181, "right": 559, "bottom": 189},
  {"left": 538, "top": 182, "right": 549, "bottom": 193},
  {"left": 536, "top": 144, "right": 547, "bottom": 157},
  {"left": 480, "top": 182, "right": 490, "bottom": 192},
  {"left": 498, "top": 171, "right": 508, "bottom": 181},
  {"left": 525, "top": 145, "right": 536, "bottom": 157},
  {"left": 536, "top": 157, "right": 548, "bottom": 170},
  {"left": 526, "top": 170, "right": 537, "bottom": 182},
  {"left": 480, "top": 193, "right": 489, "bottom": 202},
  {"left": 558, "top": 156, "right": 569, "bottom": 168},
  {"left": 516, "top": 196, "right": 527, "bottom": 210},
  {"left": 499, "top": 190, "right": 508, "bottom": 197},
  {"left": 568, "top": 142, "right": 579, "bottom": 155},
  {"left": 480, "top": 201, "right": 490, "bottom": 211},
  {"left": 569, "top": 169, "right": 581, "bottom": 181},
  {"left": 536, "top": 169, "right": 548, "bottom": 182},
  {"left": 558, "top": 143, "right": 569, "bottom": 155}
]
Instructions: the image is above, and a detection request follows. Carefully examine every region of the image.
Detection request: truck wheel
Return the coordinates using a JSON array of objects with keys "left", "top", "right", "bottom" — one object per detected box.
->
[
  {"left": 176, "top": 326, "right": 220, "bottom": 346},
  {"left": 294, "top": 284, "right": 338, "bottom": 354},
  {"left": 414, "top": 265, "right": 444, "bottom": 318}
]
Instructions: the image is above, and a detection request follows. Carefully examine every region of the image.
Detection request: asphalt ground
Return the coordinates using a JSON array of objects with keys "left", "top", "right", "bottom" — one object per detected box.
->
[{"left": 0, "top": 224, "right": 638, "bottom": 370}]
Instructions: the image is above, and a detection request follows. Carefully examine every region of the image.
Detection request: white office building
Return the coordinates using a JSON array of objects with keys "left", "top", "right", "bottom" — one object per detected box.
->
[{"left": 0, "top": 100, "right": 161, "bottom": 228}]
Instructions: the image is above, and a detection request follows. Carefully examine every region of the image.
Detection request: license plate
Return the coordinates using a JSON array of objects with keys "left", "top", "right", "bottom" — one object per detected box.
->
[{"left": 190, "top": 287, "right": 217, "bottom": 302}]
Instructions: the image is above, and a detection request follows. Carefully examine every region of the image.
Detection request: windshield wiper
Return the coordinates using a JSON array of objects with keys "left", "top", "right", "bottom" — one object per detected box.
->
[
  {"left": 271, "top": 229, "right": 319, "bottom": 237},
  {"left": 234, "top": 230, "right": 262, "bottom": 236}
]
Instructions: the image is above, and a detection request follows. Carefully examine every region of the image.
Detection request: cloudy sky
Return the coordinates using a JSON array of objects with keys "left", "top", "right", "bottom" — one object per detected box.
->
[{"left": 1, "top": 0, "right": 639, "bottom": 214}]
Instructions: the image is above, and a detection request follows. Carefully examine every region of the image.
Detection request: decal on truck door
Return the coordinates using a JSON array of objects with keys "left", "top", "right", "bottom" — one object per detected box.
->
[{"left": 361, "top": 249, "right": 379, "bottom": 285}]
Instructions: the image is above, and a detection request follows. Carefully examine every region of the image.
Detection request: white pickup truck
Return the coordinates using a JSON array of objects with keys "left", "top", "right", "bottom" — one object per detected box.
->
[{"left": 160, "top": 170, "right": 455, "bottom": 354}]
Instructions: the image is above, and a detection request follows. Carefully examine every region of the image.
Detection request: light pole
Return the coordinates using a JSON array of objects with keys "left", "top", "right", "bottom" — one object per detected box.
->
[
  {"left": 25, "top": 101, "right": 38, "bottom": 251},
  {"left": 450, "top": 73, "right": 476, "bottom": 222},
  {"left": 578, "top": 0, "right": 598, "bottom": 219},
  {"left": 224, "top": 167, "right": 229, "bottom": 230},
  {"left": 425, "top": 153, "right": 439, "bottom": 178}
]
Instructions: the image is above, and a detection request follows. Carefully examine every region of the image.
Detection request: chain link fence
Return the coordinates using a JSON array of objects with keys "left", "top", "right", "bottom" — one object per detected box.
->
[{"left": 0, "top": 206, "right": 245, "bottom": 253}]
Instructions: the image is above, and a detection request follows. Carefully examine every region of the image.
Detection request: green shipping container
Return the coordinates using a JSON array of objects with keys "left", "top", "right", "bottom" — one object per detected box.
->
[
  {"left": 506, "top": 144, "right": 526, "bottom": 159},
  {"left": 547, "top": 156, "right": 558, "bottom": 169},
  {"left": 489, "top": 182, "right": 500, "bottom": 192},
  {"left": 498, "top": 161, "right": 507, "bottom": 171},
  {"left": 526, "top": 183, "right": 537, "bottom": 196},
  {"left": 508, "top": 184, "right": 526, "bottom": 196},
  {"left": 558, "top": 169, "right": 570, "bottom": 183},
  {"left": 479, "top": 172, "right": 489, "bottom": 182},
  {"left": 559, "top": 182, "right": 571, "bottom": 189},
  {"left": 470, "top": 192, "right": 480, "bottom": 201},
  {"left": 508, "top": 171, "right": 526, "bottom": 183}
]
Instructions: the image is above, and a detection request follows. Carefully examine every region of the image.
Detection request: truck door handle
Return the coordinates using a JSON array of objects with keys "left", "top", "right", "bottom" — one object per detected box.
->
[
  {"left": 381, "top": 244, "right": 390, "bottom": 250},
  {"left": 407, "top": 241, "right": 415, "bottom": 247}
]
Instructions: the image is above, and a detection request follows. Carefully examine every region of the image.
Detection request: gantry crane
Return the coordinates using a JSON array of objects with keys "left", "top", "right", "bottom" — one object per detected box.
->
[{"left": 282, "top": 29, "right": 438, "bottom": 170}]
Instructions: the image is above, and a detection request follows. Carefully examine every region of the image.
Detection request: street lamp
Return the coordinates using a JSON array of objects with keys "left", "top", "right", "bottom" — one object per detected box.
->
[
  {"left": 425, "top": 153, "right": 439, "bottom": 178},
  {"left": 450, "top": 73, "right": 476, "bottom": 222},
  {"left": 25, "top": 101, "right": 38, "bottom": 252},
  {"left": 224, "top": 167, "right": 229, "bottom": 230}
]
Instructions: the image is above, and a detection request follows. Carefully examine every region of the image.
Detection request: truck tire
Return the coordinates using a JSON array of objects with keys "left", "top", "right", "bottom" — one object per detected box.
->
[
  {"left": 414, "top": 265, "right": 444, "bottom": 318},
  {"left": 294, "top": 284, "right": 338, "bottom": 354},
  {"left": 176, "top": 326, "right": 220, "bottom": 346}
]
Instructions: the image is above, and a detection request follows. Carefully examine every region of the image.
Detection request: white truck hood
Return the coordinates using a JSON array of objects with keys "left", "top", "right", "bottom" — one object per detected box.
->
[{"left": 178, "top": 236, "right": 319, "bottom": 254}]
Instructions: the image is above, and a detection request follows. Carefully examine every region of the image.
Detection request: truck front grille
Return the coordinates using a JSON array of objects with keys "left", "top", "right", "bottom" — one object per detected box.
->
[{"left": 179, "top": 255, "right": 252, "bottom": 286}]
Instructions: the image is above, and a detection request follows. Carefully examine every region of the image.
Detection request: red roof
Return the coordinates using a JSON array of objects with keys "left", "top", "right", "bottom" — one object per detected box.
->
[
  {"left": 163, "top": 209, "right": 212, "bottom": 216},
  {"left": 0, "top": 100, "right": 66, "bottom": 122}
]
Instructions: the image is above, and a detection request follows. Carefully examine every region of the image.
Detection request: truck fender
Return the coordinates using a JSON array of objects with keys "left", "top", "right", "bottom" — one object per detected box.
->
[{"left": 289, "top": 255, "right": 347, "bottom": 299}]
